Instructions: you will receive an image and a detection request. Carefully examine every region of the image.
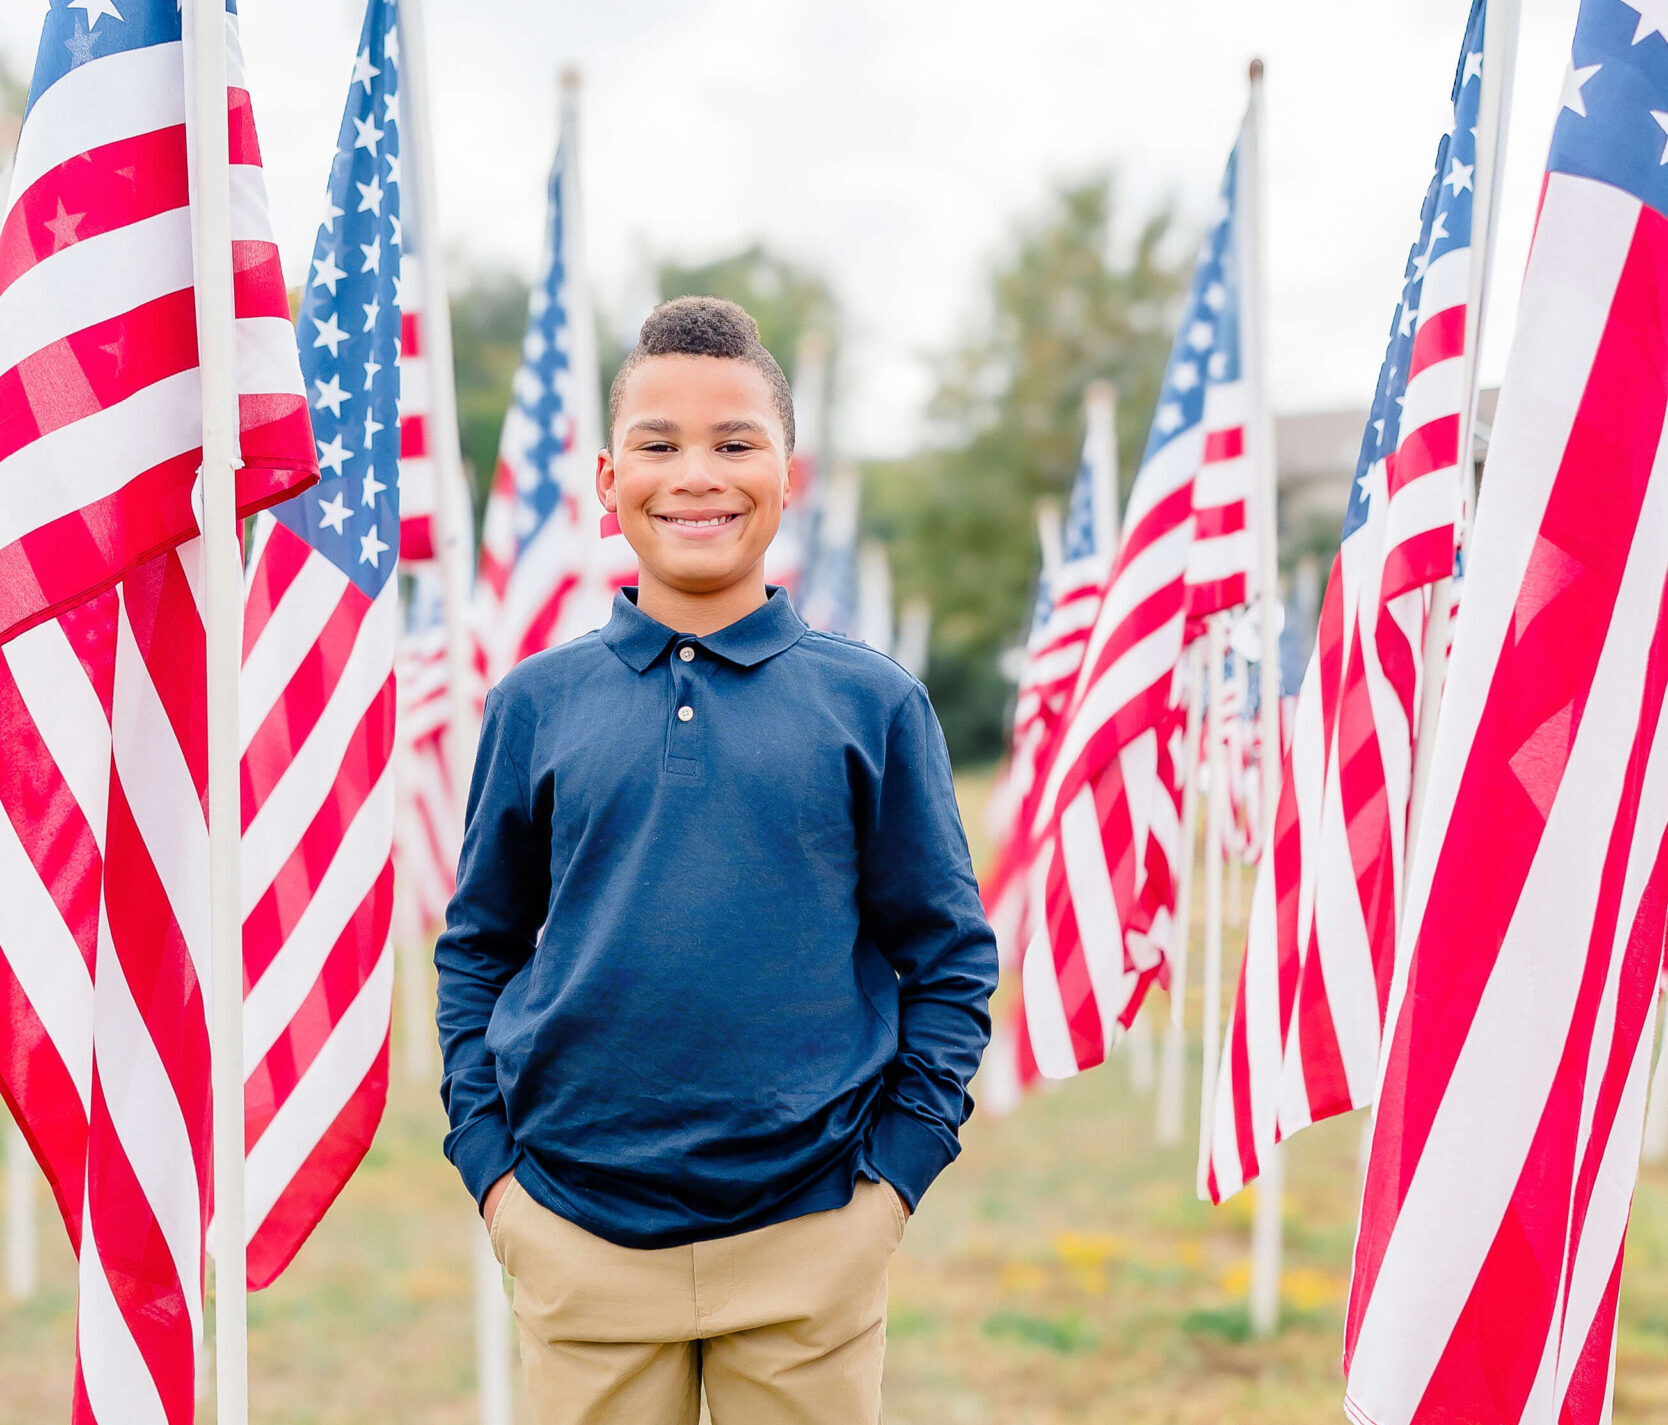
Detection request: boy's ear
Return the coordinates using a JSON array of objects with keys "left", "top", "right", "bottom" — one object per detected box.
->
[{"left": 595, "top": 447, "right": 617, "bottom": 512}]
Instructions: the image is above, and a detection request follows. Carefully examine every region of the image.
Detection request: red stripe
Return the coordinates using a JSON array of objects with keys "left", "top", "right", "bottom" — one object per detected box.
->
[
  {"left": 399, "top": 411, "right": 428, "bottom": 459},
  {"left": 512, "top": 573, "right": 580, "bottom": 668},
  {"left": 1185, "top": 572, "right": 1247, "bottom": 621},
  {"left": 1381, "top": 527, "right": 1457, "bottom": 608},
  {"left": 1113, "top": 480, "right": 1194, "bottom": 575},
  {"left": 0, "top": 287, "right": 200, "bottom": 462},
  {"left": 1347, "top": 200, "right": 1668, "bottom": 1366},
  {"left": 1219, "top": 962, "right": 1258, "bottom": 1200},
  {"left": 246, "top": 863, "right": 393, "bottom": 1149},
  {"left": 1202, "top": 426, "right": 1245, "bottom": 464},
  {"left": 227, "top": 87, "right": 264, "bottom": 169},
  {"left": 243, "top": 679, "right": 396, "bottom": 980},
  {"left": 0, "top": 974, "right": 87, "bottom": 1244},
  {"left": 398, "top": 514, "right": 436, "bottom": 562},
  {"left": 1292, "top": 927, "right": 1352, "bottom": 1122},
  {"left": 121, "top": 549, "right": 207, "bottom": 803},
  {"left": 84, "top": 1074, "right": 197, "bottom": 1425},
  {"left": 240, "top": 582, "right": 373, "bottom": 832},
  {"left": 243, "top": 521, "right": 315, "bottom": 657},
  {"left": 1387, "top": 412, "right": 1460, "bottom": 499},
  {"left": 246, "top": 1033, "right": 390, "bottom": 1290},
  {"left": 1407, "top": 302, "right": 1466, "bottom": 384},
  {"left": 232, "top": 238, "right": 292, "bottom": 323},
  {"left": 1041, "top": 835, "right": 1105, "bottom": 1070},
  {"left": 1335, "top": 620, "right": 1397, "bottom": 1020},
  {"left": 400, "top": 312, "right": 423, "bottom": 360},
  {"left": 1192, "top": 502, "right": 1246, "bottom": 540}
]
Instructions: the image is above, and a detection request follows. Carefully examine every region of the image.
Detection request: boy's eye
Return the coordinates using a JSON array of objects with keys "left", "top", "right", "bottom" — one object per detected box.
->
[
  {"left": 640, "top": 441, "right": 676, "bottom": 453},
  {"left": 717, "top": 441, "right": 754, "bottom": 454}
]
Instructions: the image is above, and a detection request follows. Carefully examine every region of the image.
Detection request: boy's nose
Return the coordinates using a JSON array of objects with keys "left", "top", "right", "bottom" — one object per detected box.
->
[{"left": 671, "top": 457, "right": 724, "bottom": 494}]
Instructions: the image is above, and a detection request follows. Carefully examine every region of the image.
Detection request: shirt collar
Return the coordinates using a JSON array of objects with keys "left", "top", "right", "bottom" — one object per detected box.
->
[{"left": 601, "top": 587, "right": 807, "bottom": 673}]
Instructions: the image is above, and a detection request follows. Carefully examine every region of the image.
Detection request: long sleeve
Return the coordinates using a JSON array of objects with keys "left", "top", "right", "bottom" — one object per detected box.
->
[
  {"left": 434, "top": 689, "right": 551, "bottom": 1209},
  {"left": 859, "top": 685, "right": 999, "bottom": 1209}
]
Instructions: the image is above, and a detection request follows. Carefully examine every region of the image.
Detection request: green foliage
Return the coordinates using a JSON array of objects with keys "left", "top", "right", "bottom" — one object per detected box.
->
[
  {"left": 981, "top": 1307, "right": 1102, "bottom": 1354},
  {"left": 865, "top": 176, "right": 1192, "bottom": 763},
  {"left": 657, "top": 246, "right": 837, "bottom": 390},
  {"left": 447, "top": 264, "right": 532, "bottom": 514}
]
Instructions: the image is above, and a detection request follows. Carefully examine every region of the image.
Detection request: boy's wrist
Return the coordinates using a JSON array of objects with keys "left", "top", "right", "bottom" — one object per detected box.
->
[{"left": 867, "top": 1107, "right": 958, "bottom": 1212}]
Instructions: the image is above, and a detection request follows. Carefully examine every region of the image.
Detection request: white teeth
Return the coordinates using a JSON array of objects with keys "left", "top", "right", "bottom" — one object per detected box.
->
[{"left": 663, "top": 515, "right": 736, "bottom": 527}]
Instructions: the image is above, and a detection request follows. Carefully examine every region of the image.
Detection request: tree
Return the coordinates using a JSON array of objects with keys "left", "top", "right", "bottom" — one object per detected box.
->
[{"left": 866, "top": 176, "right": 1192, "bottom": 763}]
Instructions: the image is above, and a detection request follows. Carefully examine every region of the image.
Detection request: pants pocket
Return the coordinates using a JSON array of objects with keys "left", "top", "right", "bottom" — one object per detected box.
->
[{"left": 488, "top": 1176, "right": 523, "bottom": 1266}]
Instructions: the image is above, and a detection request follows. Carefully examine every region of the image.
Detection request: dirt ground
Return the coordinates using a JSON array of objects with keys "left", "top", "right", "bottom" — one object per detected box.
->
[{"left": 4, "top": 770, "right": 1668, "bottom": 1422}]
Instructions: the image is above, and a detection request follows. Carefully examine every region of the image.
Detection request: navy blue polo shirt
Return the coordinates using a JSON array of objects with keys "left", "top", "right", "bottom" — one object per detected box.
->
[{"left": 435, "top": 587, "right": 998, "bottom": 1248}]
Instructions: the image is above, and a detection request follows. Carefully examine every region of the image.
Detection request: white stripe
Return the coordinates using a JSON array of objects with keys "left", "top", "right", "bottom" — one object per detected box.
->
[
  {"left": 1020, "top": 852, "right": 1079, "bottom": 1080},
  {"left": 245, "top": 944, "right": 393, "bottom": 1235},
  {"left": 244, "top": 771, "right": 394, "bottom": 1069},
  {"left": 9, "top": 43, "right": 186, "bottom": 209},
  {"left": 1347, "top": 419, "right": 1668, "bottom": 1421},
  {"left": 76, "top": 1208, "right": 169, "bottom": 1425},
  {"left": 241, "top": 554, "right": 352, "bottom": 742},
  {"left": 0, "top": 370, "right": 200, "bottom": 547},
  {"left": 1382, "top": 174, "right": 1641, "bottom": 1081},
  {"left": 1398, "top": 351, "right": 1465, "bottom": 441},
  {"left": 1414, "top": 247, "right": 1471, "bottom": 330},
  {"left": 91, "top": 899, "right": 204, "bottom": 1346},
  {"left": 1187, "top": 530, "right": 1254, "bottom": 584},
  {"left": 1074, "top": 519, "right": 1194, "bottom": 707},
  {"left": 0, "top": 164, "right": 279, "bottom": 376},
  {"left": 1193, "top": 453, "right": 1249, "bottom": 507},
  {"left": 242, "top": 587, "right": 397, "bottom": 910},
  {"left": 236, "top": 314, "right": 306, "bottom": 400},
  {"left": 1058, "top": 785, "right": 1131, "bottom": 1052},
  {"left": 111, "top": 591, "right": 210, "bottom": 989},
  {"left": 1121, "top": 427, "right": 1201, "bottom": 540},
  {"left": 6, "top": 615, "right": 111, "bottom": 849}
]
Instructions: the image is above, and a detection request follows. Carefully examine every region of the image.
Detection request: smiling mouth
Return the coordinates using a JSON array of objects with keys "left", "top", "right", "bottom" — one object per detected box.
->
[{"left": 654, "top": 513, "right": 741, "bottom": 528}]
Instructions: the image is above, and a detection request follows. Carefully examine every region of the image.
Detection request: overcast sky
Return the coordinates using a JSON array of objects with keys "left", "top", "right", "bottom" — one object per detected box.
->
[{"left": 2, "top": 0, "right": 1584, "bottom": 458}]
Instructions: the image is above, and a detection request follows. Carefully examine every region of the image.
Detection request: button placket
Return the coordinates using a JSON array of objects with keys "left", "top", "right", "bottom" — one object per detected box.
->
[{"left": 666, "top": 651, "right": 703, "bottom": 776}]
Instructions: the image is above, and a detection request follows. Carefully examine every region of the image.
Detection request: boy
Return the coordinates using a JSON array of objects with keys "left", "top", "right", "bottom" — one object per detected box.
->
[{"left": 435, "top": 297, "right": 998, "bottom": 1425}]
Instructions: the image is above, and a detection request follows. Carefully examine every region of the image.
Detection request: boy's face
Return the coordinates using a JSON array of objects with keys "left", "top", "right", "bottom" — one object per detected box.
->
[{"left": 599, "top": 355, "right": 789, "bottom": 597}]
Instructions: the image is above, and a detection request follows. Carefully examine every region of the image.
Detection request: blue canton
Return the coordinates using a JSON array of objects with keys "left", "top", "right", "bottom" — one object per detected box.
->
[
  {"left": 1343, "top": 0, "right": 1484, "bottom": 542},
  {"left": 1552, "top": 0, "right": 1668, "bottom": 217},
  {"left": 505, "top": 142, "right": 581, "bottom": 546},
  {"left": 27, "top": 0, "right": 238, "bottom": 112},
  {"left": 282, "top": 0, "right": 402, "bottom": 596},
  {"left": 1138, "top": 140, "right": 1243, "bottom": 472}
]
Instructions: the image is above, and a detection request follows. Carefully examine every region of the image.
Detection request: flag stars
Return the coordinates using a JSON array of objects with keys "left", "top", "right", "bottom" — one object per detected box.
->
[
  {"left": 1155, "top": 402, "right": 1183, "bottom": 434},
  {"left": 317, "top": 491, "right": 352, "bottom": 534},
  {"left": 1171, "top": 361, "right": 1200, "bottom": 393},
  {"left": 312, "top": 248, "right": 347, "bottom": 294},
  {"left": 384, "top": 25, "right": 401, "bottom": 67},
  {"left": 63, "top": 24, "right": 98, "bottom": 65},
  {"left": 68, "top": 0, "right": 123, "bottom": 27},
  {"left": 43, "top": 198, "right": 84, "bottom": 251},
  {"left": 1462, "top": 49, "right": 1483, "bottom": 86},
  {"left": 358, "top": 524, "right": 389, "bottom": 568},
  {"left": 320, "top": 190, "right": 344, "bottom": 234},
  {"left": 356, "top": 174, "right": 385, "bottom": 216},
  {"left": 1186, "top": 320, "right": 1214, "bottom": 352},
  {"left": 1652, "top": 111, "right": 1668, "bottom": 164},
  {"left": 1202, "top": 282, "right": 1227, "bottom": 313},
  {"left": 363, "top": 412, "right": 385, "bottom": 449},
  {"left": 1561, "top": 60, "right": 1601, "bottom": 117},
  {"left": 1625, "top": 0, "right": 1668, "bottom": 46},
  {"left": 317, "top": 433, "right": 350, "bottom": 477},
  {"left": 361, "top": 468, "right": 387, "bottom": 507},
  {"left": 1444, "top": 155, "right": 1474, "bottom": 196},
  {"left": 389, "top": 213, "right": 403, "bottom": 248},
  {"left": 362, "top": 295, "right": 382, "bottom": 332},
  {"left": 352, "top": 113, "right": 385, "bottom": 156},
  {"left": 313, "top": 373, "right": 348, "bottom": 418},
  {"left": 360, "top": 235, "right": 383, "bottom": 275},
  {"left": 363, "top": 355, "right": 383, "bottom": 391},
  {"left": 352, "top": 46, "right": 381, "bottom": 94},
  {"left": 312, "top": 312, "right": 349, "bottom": 357},
  {"left": 385, "top": 152, "right": 402, "bottom": 187}
]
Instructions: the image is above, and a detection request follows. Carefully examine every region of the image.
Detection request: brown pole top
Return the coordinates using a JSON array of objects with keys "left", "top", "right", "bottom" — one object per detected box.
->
[{"left": 1249, "top": 57, "right": 1265, "bottom": 83}]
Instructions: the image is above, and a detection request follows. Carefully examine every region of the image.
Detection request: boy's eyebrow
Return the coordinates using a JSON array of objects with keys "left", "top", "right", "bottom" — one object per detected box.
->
[
  {"left": 710, "top": 419, "right": 770, "bottom": 438},
  {"left": 625, "top": 417, "right": 681, "bottom": 437}
]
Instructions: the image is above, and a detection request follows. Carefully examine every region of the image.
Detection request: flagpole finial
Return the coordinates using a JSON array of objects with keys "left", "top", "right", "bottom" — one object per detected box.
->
[
  {"left": 1249, "top": 57, "right": 1265, "bottom": 84},
  {"left": 1085, "top": 378, "right": 1116, "bottom": 414},
  {"left": 560, "top": 66, "right": 583, "bottom": 97}
]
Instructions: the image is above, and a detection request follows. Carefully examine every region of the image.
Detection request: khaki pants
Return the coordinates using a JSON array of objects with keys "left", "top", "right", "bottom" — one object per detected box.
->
[{"left": 490, "top": 1175, "right": 906, "bottom": 1425}]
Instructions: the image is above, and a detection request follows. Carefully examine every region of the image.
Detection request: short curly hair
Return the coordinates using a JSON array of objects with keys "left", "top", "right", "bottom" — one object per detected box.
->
[{"left": 608, "top": 296, "right": 796, "bottom": 455}]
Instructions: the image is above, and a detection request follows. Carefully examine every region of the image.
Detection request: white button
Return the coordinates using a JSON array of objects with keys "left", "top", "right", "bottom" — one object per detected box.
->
[
  {"left": 678, "top": 646, "right": 695, "bottom": 663},
  {"left": 677, "top": 705, "right": 694, "bottom": 722}
]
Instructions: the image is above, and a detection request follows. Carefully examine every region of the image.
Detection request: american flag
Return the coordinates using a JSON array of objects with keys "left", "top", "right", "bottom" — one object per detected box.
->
[
  {"left": 0, "top": 1, "right": 317, "bottom": 1418},
  {"left": 1346, "top": 3, "right": 1668, "bottom": 1419},
  {"left": 476, "top": 83, "right": 623, "bottom": 685},
  {"left": 395, "top": 211, "right": 437, "bottom": 562},
  {"left": 981, "top": 388, "right": 1121, "bottom": 1102},
  {"left": 0, "top": 0, "right": 314, "bottom": 643},
  {"left": 393, "top": 563, "right": 461, "bottom": 939},
  {"left": 1207, "top": 1, "right": 1484, "bottom": 1205},
  {"left": 239, "top": 0, "right": 402, "bottom": 1289},
  {"left": 798, "top": 463, "right": 863, "bottom": 635},
  {"left": 764, "top": 332, "right": 827, "bottom": 599},
  {"left": 1017, "top": 120, "right": 1256, "bottom": 1081}
]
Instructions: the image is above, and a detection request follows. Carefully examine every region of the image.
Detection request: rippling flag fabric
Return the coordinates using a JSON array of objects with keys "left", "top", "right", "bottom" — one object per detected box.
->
[
  {"left": 1017, "top": 120, "right": 1253, "bottom": 1081},
  {"left": 0, "top": 2, "right": 318, "bottom": 1418},
  {"left": 0, "top": 0, "right": 315, "bottom": 644},
  {"left": 1206, "top": 0, "right": 1485, "bottom": 1205},
  {"left": 1345, "top": 4, "right": 1668, "bottom": 1421},
  {"left": 238, "top": 0, "right": 402, "bottom": 1290}
]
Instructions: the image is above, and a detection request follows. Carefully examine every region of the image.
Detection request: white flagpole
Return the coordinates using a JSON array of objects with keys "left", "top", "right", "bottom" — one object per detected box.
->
[
  {"left": 1157, "top": 643, "right": 1204, "bottom": 1144},
  {"left": 1084, "top": 380, "right": 1120, "bottom": 553},
  {"left": 1035, "top": 500, "right": 1065, "bottom": 591},
  {"left": 1405, "top": 0, "right": 1520, "bottom": 874},
  {"left": 1243, "top": 58, "right": 1285, "bottom": 1338},
  {"left": 398, "top": 6, "right": 512, "bottom": 1424},
  {"left": 1195, "top": 619, "right": 1229, "bottom": 1200},
  {"left": 4, "top": 1117, "right": 36, "bottom": 1301},
  {"left": 186, "top": 0, "right": 248, "bottom": 1416},
  {"left": 1642, "top": 994, "right": 1668, "bottom": 1164}
]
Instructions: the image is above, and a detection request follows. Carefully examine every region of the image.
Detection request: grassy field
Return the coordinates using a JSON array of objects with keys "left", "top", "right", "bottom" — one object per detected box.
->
[{"left": 5, "top": 769, "right": 1668, "bottom": 1422}]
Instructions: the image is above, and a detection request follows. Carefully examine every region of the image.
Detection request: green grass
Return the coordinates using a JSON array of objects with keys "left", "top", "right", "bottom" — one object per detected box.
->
[{"left": 3, "top": 769, "right": 1668, "bottom": 1421}]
